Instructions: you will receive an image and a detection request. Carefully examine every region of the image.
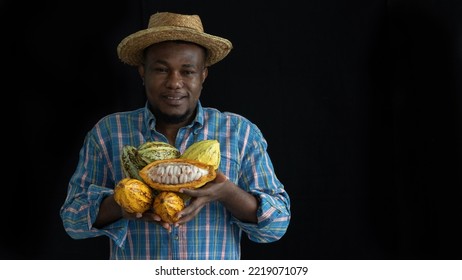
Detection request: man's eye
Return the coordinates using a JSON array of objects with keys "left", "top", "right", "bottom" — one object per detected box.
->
[{"left": 154, "top": 68, "right": 168, "bottom": 73}]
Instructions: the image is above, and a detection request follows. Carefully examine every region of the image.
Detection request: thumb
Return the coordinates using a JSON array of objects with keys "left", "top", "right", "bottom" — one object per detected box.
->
[{"left": 214, "top": 171, "right": 228, "bottom": 183}]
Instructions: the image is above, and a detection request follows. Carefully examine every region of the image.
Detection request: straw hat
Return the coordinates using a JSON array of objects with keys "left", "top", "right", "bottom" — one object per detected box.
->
[{"left": 117, "top": 12, "right": 233, "bottom": 67}]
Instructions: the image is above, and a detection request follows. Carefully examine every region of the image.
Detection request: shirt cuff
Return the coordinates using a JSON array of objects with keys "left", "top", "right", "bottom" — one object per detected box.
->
[{"left": 88, "top": 184, "right": 129, "bottom": 247}]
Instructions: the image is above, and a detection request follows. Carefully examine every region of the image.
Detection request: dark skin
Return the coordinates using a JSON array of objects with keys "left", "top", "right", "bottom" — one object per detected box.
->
[{"left": 94, "top": 41, "right": 258, "bottom": 232}]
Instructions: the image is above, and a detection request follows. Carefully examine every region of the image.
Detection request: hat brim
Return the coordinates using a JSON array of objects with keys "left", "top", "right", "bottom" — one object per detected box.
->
[{"left": 117, "top": 26, "right": 233, "bottom": 66}]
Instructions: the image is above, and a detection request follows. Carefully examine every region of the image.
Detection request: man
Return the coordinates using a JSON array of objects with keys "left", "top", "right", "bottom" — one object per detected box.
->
[{"left": 60, "top": 11, "right": 290, "bottom": 260}]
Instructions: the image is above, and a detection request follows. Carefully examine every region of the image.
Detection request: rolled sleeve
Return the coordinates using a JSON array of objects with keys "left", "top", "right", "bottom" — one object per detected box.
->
[
  {"left": 87, "top": 185, "right": 129, "bottom": 247},
  {"left": 231, "top": 191, "right": 291, "bottom": 243},
  {"left": 61, "top": 184, "right": 129, "bottom": 247}
]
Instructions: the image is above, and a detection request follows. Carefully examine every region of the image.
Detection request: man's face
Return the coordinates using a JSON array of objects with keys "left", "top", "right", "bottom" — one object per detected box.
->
[{"left": 139, "top": 41, "right": 208, "bottom": 125}]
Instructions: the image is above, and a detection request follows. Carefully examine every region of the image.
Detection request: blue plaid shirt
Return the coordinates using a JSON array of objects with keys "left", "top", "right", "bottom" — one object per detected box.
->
[{"left": 60, "top": 101, "right": 291, "bottom": 259}]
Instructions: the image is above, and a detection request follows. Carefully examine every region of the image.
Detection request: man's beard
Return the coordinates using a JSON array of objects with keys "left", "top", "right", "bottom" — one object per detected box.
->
[{"left": 152, "top": 106, "right": 191, "bottom": 124}]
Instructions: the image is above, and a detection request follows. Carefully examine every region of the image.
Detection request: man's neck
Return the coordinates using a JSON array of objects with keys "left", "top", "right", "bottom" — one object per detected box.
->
[{"left": 155, "top": 122, "right": 183, "bottom": 146}]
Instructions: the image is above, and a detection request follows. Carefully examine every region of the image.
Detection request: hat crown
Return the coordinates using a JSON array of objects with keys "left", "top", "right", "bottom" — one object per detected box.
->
[{"left": 148, "top": 12, "right": 204, "bottom": 33}]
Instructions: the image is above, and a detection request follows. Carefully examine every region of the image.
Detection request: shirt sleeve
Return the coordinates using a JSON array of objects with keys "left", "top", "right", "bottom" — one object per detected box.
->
[
  {"left": 230, "top": 122, "right": 291, "bottom": 243},
  {"left": 231, "top": 189, "right": 291, "bottom": 243},
  {"left": 59, "top": 129, "right": 128, "bottom": 247}
]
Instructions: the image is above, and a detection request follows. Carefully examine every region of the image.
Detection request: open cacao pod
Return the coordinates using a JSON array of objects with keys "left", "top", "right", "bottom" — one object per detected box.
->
[{"left": 139, "top": 158, "right": 216, "bottom": 192}]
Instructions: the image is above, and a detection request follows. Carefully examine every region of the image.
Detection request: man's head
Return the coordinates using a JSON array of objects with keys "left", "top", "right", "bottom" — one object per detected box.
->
[{"left": 117, "top": 12, "right": 233, "bottom": 127}]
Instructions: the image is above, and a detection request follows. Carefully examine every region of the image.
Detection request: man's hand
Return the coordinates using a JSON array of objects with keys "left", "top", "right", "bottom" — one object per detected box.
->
[
  {"left": 174, "top": 171, "right": 230, "bottom": 226},
  {"left": 122, "top": 209, "right": 173, "bottom": 232}
]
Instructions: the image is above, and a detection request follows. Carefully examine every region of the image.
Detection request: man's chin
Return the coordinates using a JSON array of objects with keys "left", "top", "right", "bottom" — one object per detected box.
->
[{"left": 158, "top": 112, "right": 188, "bottom": 124}]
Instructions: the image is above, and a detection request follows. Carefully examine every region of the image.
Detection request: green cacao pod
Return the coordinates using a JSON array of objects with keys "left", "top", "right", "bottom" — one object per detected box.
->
[
  {"left": 181, "top": 139, "right": 220, "bottom": 170},
  {"left": 121, "top": 145, "right": 146, "bottom": 181},
  {"left": 137, "top": 141, "right": 181, "bottom": 165}
]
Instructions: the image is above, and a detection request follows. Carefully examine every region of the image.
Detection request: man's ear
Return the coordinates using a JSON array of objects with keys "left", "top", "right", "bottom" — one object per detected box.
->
[
  {"left": 138, "top": 64, "right": 145, "bottom": 84},
  {"left": 202, "top": 67, "right": 208, "bottom": 83}
]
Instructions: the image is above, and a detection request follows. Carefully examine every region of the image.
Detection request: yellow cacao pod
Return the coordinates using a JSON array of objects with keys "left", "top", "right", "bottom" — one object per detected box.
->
[
  {"left": 181, "top": 139, "right": 220, "bottom": 170},
  {"left": 139, "top": 158, "right": 216, "bottom": 192},
  {"left": 137, "top": 141, "right": 181, "bottom": 165},
  {"left": 114, "top": 178, "right": 154, "bottom": 214},
  {"left": 153, "top": 191, "right": 185, "bottom": 224}
]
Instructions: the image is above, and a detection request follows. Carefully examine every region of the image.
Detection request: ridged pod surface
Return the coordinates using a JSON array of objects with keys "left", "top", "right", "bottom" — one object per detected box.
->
[
  {"left": 181, "top": 139, "right": 221, "bottom": 170},
  {"left": 120, "top": 141, "right": 180, "bottom": 183},
  {"left": 139, "top": 158, "right": 216, "bottom": 192},
  {"left": 137, "top": 141, "right": 181, "bottom": 165},
  {"left": 121, "top": 145, "right": 146, "bottom": 181},
  {"left": 114, "top": 178, "right": 154, "bottom": 214},
  {"left": 153, "top": 191, "right": 185, "bottom": 224}
]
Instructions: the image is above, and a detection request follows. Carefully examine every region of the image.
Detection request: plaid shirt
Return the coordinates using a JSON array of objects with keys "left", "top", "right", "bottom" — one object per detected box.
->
[{"left": 60, "top": 101, "right": 291, "bottom": 259}]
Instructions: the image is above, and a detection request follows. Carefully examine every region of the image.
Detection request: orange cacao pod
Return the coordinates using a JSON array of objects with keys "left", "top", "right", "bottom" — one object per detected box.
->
[{"left": 153, "top": 191, "right": 185, "bottom": 224}]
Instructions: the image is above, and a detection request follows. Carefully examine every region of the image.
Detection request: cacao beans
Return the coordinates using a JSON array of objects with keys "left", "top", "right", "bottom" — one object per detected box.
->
[{"left": 139, "top": 158, "right": 216, "bottom": 192}]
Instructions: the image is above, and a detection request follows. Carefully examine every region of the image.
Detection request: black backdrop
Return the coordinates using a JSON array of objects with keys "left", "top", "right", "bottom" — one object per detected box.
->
[{"left": 3, "top": 0, "right": 461, "bottom": 260}]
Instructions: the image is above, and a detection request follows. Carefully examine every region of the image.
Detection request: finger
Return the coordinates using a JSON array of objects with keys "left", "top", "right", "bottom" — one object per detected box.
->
[
  {"left": 138, "top": 211, "right": 159, "bottom": 222},
  {"left": 175, "top": 204, "right": 203, "bottom": 225},
  {"left": 147, "top": 214, "right": 171, "bottom": 232},
  {"left": 152, "top": 214, "right": 161, "bottom": 222},
  {"left": 214, "top": 172, "right": 229, "bottom": 183},
  {"left": 178, "top": 187, "right": 194, "bottom": 194},
  {"left": 162, "top": 222, "right": 172, "bottom": 232}
]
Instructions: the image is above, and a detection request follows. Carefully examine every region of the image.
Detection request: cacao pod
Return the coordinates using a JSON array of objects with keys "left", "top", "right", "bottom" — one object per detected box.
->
[
  {"left": 114, "top": 178, "right": 154, "bottom": 214},
  {"left": 139, "top": 158, "right": 216, "bottom": 192},
  {"left": 137, "top": 141, "right": 180, "bottom": 165},
  {"left": 181, "top": 139, "right": 221, "bottom": 170},
  {"left": 153, "top": 191, "right": 185, "bottom": 224},
  {"left": 121, "top": 145, "right": 146, "bottom": 181}
]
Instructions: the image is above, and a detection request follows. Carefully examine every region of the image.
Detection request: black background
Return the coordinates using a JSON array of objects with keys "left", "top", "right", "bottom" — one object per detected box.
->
[{"left": 3, "top": 0, "right": 461, "bottom": 260}]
